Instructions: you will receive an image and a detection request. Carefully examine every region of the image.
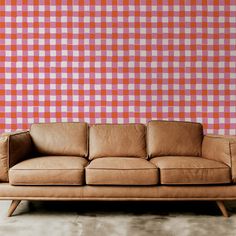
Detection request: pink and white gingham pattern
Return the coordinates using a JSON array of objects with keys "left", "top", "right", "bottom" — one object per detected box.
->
[{"left": 0, "top": 1, "right": 236, "bottom": 134}]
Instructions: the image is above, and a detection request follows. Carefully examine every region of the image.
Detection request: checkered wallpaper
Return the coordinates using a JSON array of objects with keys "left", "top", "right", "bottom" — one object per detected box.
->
[{"left": 0, "top": 1, "right": 236, "bottom": 134}]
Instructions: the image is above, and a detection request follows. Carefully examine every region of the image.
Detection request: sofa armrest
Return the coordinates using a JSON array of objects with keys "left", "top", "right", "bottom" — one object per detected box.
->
[
  {"left": 0, "top": 131, "right": 33, "bottom": 182},
  {"left": 202, "top": 134, "right": 236, "bottom": 183}
]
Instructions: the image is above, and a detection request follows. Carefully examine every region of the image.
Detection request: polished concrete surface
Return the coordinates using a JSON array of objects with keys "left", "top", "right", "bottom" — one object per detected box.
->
[{"left": 0, "top": 200, "right": 236, "bottom": 236}]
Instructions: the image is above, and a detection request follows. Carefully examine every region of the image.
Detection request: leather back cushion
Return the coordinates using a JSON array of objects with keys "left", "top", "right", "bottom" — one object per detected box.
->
[
  {"left": 30, "top": 122, "right": 88, "bottom": 157},
  {"left": 147, "top": 120, "right": 203, "bottom": 158},
  {"left": 89, "top": 124, "right": 147, "bottom": 160}
]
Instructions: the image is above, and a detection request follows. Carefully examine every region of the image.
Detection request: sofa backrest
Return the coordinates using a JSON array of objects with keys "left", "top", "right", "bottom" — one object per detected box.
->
[
  {"left": 30, "top": 122, "right": 88, "bottom": 157},
  {"left": 89, "top": 124, "right": 147, "bottom": 160},
  {"left": 147, "top": 120, "right": 203, "bottom": 158}
]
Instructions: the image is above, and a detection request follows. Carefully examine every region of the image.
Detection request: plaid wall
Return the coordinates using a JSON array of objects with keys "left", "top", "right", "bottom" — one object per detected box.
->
[{"left": 0, "top": 1, "right": 236, "bottom": 134}]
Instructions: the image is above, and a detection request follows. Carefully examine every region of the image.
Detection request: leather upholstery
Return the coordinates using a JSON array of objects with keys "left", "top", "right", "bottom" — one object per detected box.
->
[
  {"left": 89, "top": 124, "right": 146, "bottom": 160},
  {"left": 9, "top": 156, "right": 88, "bottom": 186},
  {"left": 8, "top": 131, "right": 33, "bottom": 167},
  {"left": 0, "top": 131, "right": 32, "bottom": 182},
  {"left": 0, "top": 136, "right": 9, "bottom": 182},
  {"left": 150, "top": 156, "right": 231, "bottom": 185},
  {"left": 1, "top": 184, "right": 236, "bottom": 200},
  {"left": 1, "top": 122, "right": 236, "bottom": 203},
  {"left": 86, "top": 157, "right": 158, "bottom": 185},
  {"left": 202, "top": 134, "right": 236, "bottom": 183},
  {"left": 147, "top": 120, "right": 203, "bottom": 158},
  {"left": 30, "top": 122, "right": 88, "bottom": 157}
]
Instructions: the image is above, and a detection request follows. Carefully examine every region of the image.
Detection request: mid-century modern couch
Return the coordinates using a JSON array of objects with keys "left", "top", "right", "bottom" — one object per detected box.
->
[{"left": 0, "top": 120, "right": 236, "bottom": 217}]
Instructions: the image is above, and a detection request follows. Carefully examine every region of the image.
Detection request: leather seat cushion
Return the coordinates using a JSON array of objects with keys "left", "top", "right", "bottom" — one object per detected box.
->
[
  {"left": 9, "top": 156, "right": 88, "bottom": 186},
  {"left": 86, "top": 157, "right": 158, "bottom": 185},
  {"left": 150, "top": 156, "right": 231, "bottom": 185}
]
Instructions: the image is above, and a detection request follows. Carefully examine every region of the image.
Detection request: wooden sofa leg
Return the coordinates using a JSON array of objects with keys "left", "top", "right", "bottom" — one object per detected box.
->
[
  {"left": 216, "top": 201, "right": 229, "bottom": 217},
  {"left": 7, "top": 200, "right": 21, "bottom": 217}
]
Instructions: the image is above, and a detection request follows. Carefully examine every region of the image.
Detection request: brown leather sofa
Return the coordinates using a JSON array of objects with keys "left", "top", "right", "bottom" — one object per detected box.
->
[{"left": 0, "top": 120, "right": 235, "bottom": 217}]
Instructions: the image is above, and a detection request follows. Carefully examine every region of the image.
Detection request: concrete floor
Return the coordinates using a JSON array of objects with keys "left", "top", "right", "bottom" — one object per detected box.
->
[{"left": 0, "top": 200, "right": 236, "bottom": 236}]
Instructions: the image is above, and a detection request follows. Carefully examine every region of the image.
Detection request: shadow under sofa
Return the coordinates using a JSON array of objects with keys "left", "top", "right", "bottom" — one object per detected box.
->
[{"left": 0, "top": 120, "right": 235, "bottom": 217}]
